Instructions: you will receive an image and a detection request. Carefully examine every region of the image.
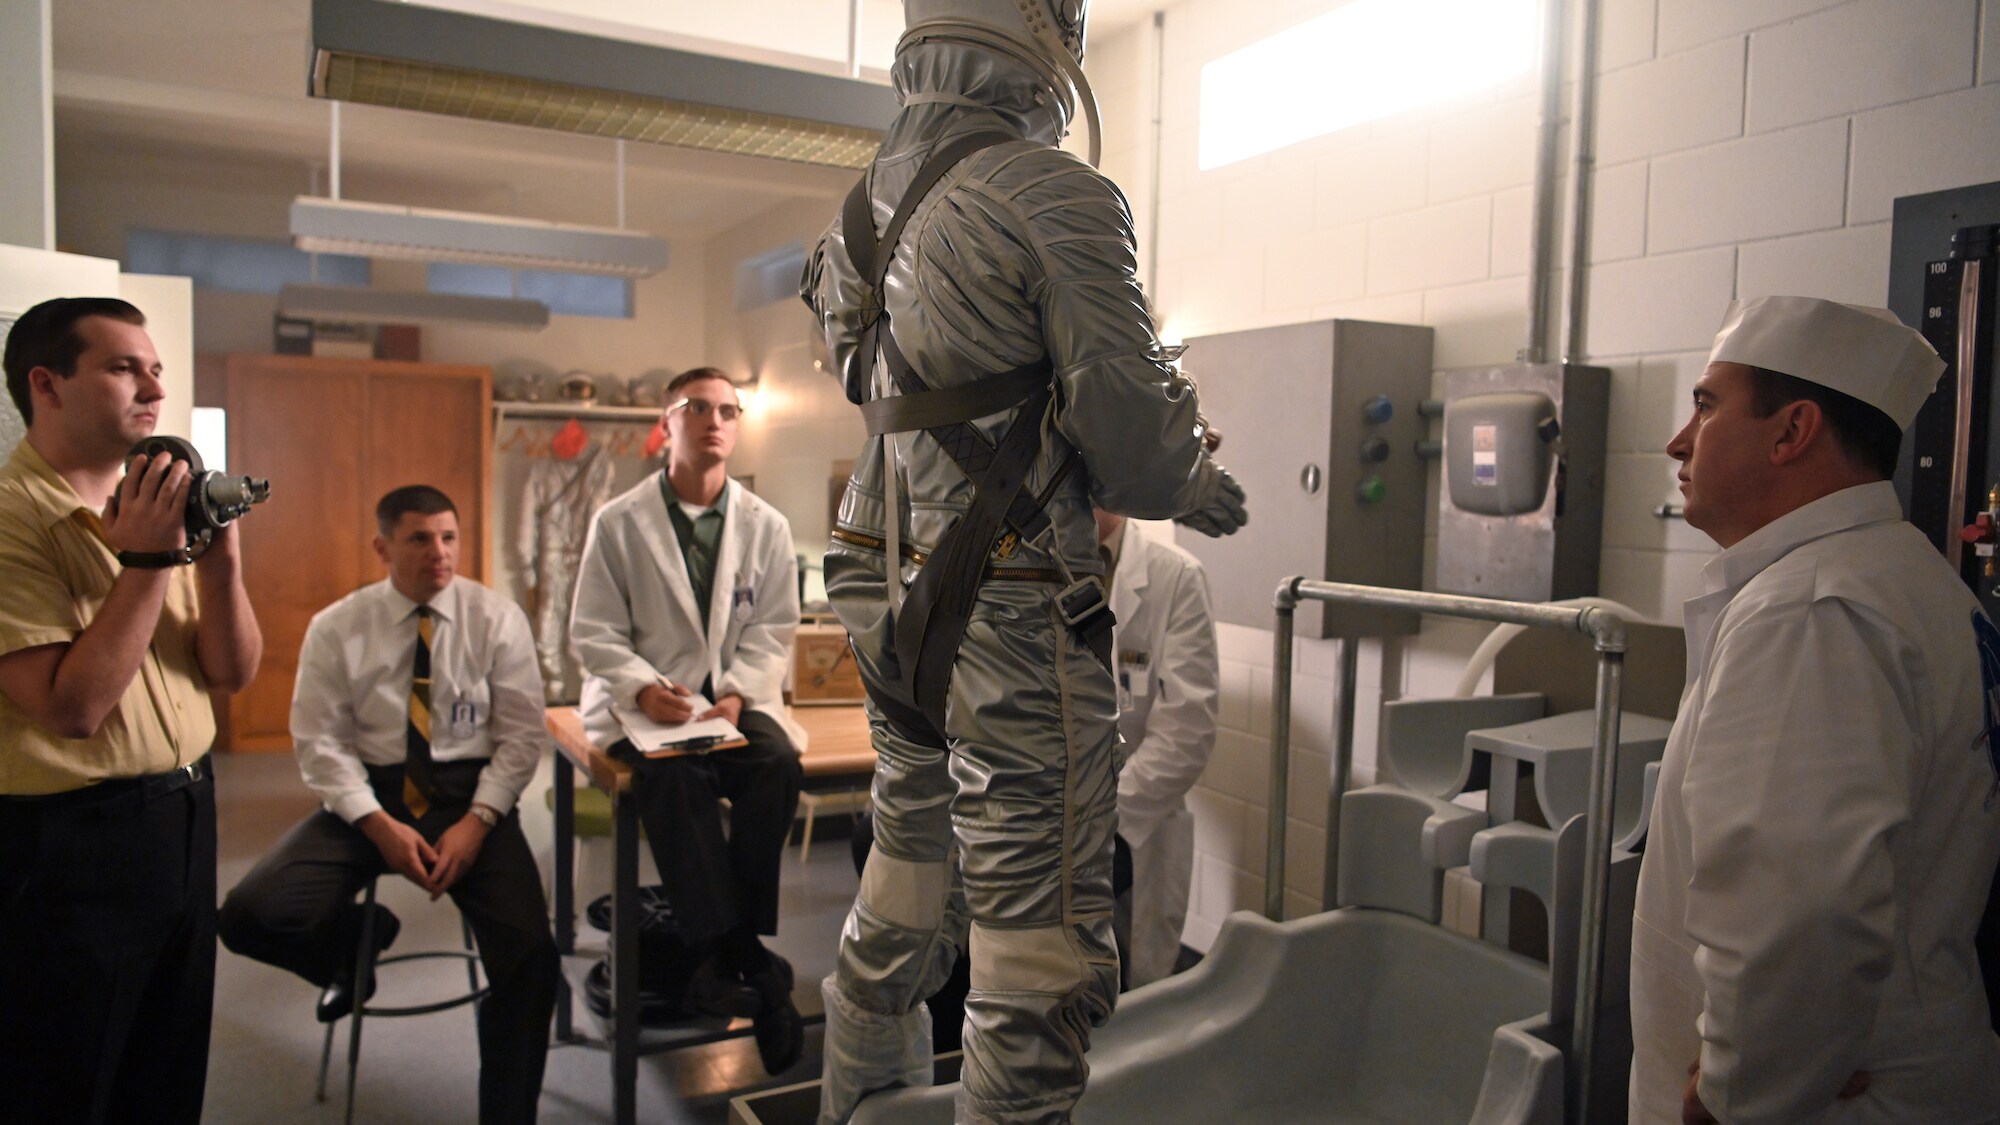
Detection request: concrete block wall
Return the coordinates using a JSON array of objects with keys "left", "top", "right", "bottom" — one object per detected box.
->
[{"left": 1086, "top": 0, "right": 2000, "bottom": 951}]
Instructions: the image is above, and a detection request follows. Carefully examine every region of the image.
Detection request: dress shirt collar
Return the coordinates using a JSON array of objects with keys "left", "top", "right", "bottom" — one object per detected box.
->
[
  {"left": 660, "top": 471, "right": 732, "bottom": 518},
  {"left": 383, "top": 575, "right": 461, "bottom": 624},
  {"left": 1701, "top": 480, "right": 1906, "bottom": 595}
]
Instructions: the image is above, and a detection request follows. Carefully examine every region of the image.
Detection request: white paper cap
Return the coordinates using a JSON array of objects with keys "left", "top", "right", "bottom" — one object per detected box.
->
[{"left": 1708, "top": 296, "right": 1944, "bottom": 429}]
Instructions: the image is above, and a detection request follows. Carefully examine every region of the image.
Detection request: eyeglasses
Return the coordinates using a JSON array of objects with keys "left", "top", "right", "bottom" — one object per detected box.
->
[{"left": 668, "top": 398, "right": 742, "bottom": 422}]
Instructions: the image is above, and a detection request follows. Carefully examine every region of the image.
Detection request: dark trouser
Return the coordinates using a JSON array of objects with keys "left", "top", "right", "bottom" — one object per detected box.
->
[
  {"left": 217, "top": 761, "right": 558, "bottom": 1125},
  {"left": 0, "top": 761, "right": 217, "bottom": 1125},
  {"left": 613, "top": 708, "right": 803, "bottom": 947}
]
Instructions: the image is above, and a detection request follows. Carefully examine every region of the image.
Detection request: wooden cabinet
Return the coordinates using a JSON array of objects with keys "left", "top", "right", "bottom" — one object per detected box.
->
[{"left": 223, "top": 354, "right": 491, "bottom": 751}]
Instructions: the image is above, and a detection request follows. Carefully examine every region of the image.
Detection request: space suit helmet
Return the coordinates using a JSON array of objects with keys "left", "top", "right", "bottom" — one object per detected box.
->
[{"left": 900, "top": 0, "right": 1094, "bottom": 142}]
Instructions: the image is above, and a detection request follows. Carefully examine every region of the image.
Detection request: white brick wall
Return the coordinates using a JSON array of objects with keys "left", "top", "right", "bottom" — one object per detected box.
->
[
  {"left": 1647, "top": 119, "right": 1849, "bottom": 252},
  {"left": 1746, "top": 0, "right": 1978, "bottom": 132},
  {"left": 1849, "top": 81, "right": 2000, "bottom": 223},
  {"left": 1657, "top": 0, "right": 1843, "bottom": 55},
  {"left": 1738, "top": 223, "right": 1895, "bottom": 306},
  {"left": 1091, "top": 0, "right": 2000, "bottom": 953},
  {"left": 1595, "top": 36, "right": 1746, "bottom": 166}
]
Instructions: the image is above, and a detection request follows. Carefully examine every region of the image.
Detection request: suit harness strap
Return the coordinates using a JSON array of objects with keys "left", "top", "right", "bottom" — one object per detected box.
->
[{"left": 839, "top": 129, "right": 1112, "bottom": 732}]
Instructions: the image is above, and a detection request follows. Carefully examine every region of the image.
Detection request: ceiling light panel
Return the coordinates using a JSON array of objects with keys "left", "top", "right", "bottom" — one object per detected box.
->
[
  {"left": 279, "top": 283, "right": 551, "bottom": 330},
  {"left": 292, "top": 196, "right": 670, "bottom": 277},
  {"left": 311, "top": 0, "right": 896, "bottom": 170}
]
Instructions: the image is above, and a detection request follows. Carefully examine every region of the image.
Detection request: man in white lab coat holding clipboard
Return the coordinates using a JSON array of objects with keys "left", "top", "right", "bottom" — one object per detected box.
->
[{"left": 570, "top": 367, "right": 807, "bottom": 1073}]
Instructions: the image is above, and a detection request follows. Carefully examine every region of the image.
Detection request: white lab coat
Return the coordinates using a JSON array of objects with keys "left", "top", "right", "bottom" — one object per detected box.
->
[
  {"left": 1110, "top": 530, "right": 1220, "bottom": 988},
  {"left": 570, "top": 475, "right": 804, "bottom": 751},
  {"left": 1630, "top": 483, "right": 2000, "bottom": 1125}
]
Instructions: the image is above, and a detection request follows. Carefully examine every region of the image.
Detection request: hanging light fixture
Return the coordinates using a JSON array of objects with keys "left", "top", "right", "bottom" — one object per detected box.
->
[
  {"left": 277, "top": 283, "right": 551, "bottom": 330},
  {"left": 309, "top": 0, "right": 896, "bottom": 170},
  {"left": 291, "top": 196, "right": 670, "bottom": 277}
]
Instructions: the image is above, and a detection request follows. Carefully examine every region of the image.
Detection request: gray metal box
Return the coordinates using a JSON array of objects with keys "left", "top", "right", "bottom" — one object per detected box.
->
[
  {"left": 1434, "top": 364, "right": 1609, "bottom": 603},
  {"left": 1175, "top": 319, "right": 1435, "bottom": 639}
]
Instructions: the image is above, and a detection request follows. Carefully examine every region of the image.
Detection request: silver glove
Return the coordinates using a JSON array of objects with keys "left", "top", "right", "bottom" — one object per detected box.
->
[{"left": 1174, "top": 462, "right": 1247, "bottom": 537}]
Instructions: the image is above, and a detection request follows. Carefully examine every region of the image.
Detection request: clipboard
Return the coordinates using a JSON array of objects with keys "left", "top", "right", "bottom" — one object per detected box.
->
[{"left": 611, "top": 695, "right": 749, "bottom": 756}]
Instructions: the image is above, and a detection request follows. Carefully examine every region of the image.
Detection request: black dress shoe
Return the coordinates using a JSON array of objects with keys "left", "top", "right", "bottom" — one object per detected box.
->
[
  {"left": 686, "top": 955, "right": 761, "bottom": 1020},
  {"left": 746, "top": 953, "right": 804, "bottom": 1075},
  {"left": 317, "top": 905, "right": 401, "bottom": 1023},
  {"left": 316, "top": 973, "right": 376, "bottom": 1023}
]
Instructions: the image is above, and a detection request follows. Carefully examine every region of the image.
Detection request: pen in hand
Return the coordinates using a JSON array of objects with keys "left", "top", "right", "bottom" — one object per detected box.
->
[{"left": 638, "top": 677, "right": 696, "bottom": 725}]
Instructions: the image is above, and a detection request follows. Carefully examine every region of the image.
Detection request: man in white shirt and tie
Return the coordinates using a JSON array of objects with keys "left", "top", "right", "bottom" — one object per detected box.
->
[{"left": 219, "top": 485, "right": 558, "bottom": 1125}]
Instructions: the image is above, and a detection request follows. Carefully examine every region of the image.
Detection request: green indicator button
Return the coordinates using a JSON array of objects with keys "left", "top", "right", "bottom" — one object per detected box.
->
[{"left": 1356, "top": 475, "right": 1386, "bottom": 504}]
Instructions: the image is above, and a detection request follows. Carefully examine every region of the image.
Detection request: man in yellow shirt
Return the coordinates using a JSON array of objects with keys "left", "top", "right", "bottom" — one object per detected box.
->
[{"left": 0, "top": 297, "right": 262, "bottom": 1125}]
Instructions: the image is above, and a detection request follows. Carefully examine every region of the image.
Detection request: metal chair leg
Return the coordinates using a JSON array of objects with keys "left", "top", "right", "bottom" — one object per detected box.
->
[
  {"left": 316, "top": 1018, "right": 335, "bottom": 1102},
  {"left": 461, "top": 915, "right": 482, "bottom": 1012},
  {"left": 344, "top": 878, "right": 380, "bottom": 1125}
]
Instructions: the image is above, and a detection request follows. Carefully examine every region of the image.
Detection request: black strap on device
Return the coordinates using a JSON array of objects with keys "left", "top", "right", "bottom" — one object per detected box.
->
[
  {"left": 839, "top": 130, "right": 1113, "bottom": 731},
  {"left": 117, "top": 547, "right": 195, "bottom": 569}
]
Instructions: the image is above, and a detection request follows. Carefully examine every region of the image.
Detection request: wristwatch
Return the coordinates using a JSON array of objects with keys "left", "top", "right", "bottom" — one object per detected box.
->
[{"left": 469, "top": 804, "right": 501, "bottom": 828}]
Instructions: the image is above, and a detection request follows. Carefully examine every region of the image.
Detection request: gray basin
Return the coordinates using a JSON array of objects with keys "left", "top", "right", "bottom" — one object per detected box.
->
[{"left": 850, "top": 907, "right": 1564, "bottom": 1125}]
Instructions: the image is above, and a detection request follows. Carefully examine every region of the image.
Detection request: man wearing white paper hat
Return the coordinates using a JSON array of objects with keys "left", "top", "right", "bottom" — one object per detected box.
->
[{"left": 1630, "top": 296, "right": 2000, "bottom": 1124}]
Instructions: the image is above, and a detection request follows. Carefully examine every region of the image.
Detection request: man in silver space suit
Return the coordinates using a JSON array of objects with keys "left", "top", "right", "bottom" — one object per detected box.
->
[{"left": 801, "top": 2, "right": 1246, "bottom": 1119}]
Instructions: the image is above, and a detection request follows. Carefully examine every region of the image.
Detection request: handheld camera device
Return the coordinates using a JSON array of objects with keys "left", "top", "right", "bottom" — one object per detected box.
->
[{"left": 119, "top": 435, "right": 271, "bottom": 566}]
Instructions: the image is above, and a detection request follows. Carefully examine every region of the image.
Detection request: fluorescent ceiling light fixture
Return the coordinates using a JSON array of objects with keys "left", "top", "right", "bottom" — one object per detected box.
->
[
  {"left": 291, "top": 197, "right": 670, "bottom": 278},
  {"left": 278, "top": 284, "right": 551, "bottom": 331},
  {"left": 311, "top": 0, "right": 895, "bottom": 170},
  {"left": 1199, "top": 0, "right": 1539, "bottom": 171}
]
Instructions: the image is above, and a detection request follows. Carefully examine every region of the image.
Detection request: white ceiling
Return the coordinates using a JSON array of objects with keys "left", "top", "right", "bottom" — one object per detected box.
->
[{"left": 50, "top": 0, "right": 1164, "bottom": 243}]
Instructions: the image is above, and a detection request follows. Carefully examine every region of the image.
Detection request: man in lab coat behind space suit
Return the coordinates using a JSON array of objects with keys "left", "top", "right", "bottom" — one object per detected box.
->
[
  {"left": 1095, "top": 510, "right": 1220, "bottom": 988},
  {"left": 569, "top": 366, "right": 806, "bottom": 1074},
  {"left": 1631, "top": 296, "right": 2000, "bottom": 1124}
]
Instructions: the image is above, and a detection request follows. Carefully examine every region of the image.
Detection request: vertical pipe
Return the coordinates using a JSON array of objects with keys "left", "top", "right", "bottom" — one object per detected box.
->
[
  {"left": 1327, "top": 638, "right": 1360, "bottom": 909},
  {"left": 852, "top": 0, "right": 868, "bottom": 77},
  {"left": 329, "top": 100, "right": 342, "bottom": 201},
  {"left": 1522, "top": 0, "right": 1569, "bottom": 364},
  {"left": 1562, "top": 0, "right": 1602, "bottom": 364},
  {"left": 614, "top": 139, "right": 627, "bottom": 230},
  {"left": 1571, "top": 644, "right": 1626, "bottom": 1125},
  {"left": 1145, "top": 10, "right": 1166, "bottom": 304},
  {"left": 1267, "top": 586, "right": 1297, "bottom": 920}
]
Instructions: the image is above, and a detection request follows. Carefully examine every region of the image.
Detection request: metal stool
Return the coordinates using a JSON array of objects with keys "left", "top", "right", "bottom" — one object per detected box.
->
[{"left": 315, "top": 875, "right": 490, "bottom": 1125}]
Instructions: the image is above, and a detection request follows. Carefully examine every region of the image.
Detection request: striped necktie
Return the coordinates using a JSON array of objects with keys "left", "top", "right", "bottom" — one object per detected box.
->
[{"left": 403, "top": 606, "right": 437, "bottom": 818}]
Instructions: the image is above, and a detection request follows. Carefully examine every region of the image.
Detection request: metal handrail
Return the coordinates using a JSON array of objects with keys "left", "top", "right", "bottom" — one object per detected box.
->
[{"left": 1269, "top": 577, "right": 1628, "bottom": 1123}]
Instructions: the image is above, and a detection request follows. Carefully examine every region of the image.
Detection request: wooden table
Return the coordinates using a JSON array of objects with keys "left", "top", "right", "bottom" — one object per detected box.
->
[{"left": 543, "top": 704, "right": 873, "bottom": 1125}]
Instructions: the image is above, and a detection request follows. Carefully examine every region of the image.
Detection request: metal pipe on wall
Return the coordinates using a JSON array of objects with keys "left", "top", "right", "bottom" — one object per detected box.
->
[
  {"left": 1562, "top": 0, "right": 1603, "bottom": 364},
  {"left": 1573, "top": 641, "right": 1627, "bottom": 1122},
  {"left": 1269, "top": 578, "right": 1629, "bottom": 1121},
  {"left": 847, "top": 0, "right": 863, "bottom": 79},
  {"left": 1522, "top": 0, "right": 1569, "bottom": 364},
  {"left": 1266, "top": 581, "right": 1298, "bottom": 921},
  {"left": 1146, "top": 10, "right": 1167, "bottom": 308}
]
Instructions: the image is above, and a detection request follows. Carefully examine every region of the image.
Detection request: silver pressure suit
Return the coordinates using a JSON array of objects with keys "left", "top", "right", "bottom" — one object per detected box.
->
[{"left": 803, "top": 5, "right": 1241, "bottom": 1120}]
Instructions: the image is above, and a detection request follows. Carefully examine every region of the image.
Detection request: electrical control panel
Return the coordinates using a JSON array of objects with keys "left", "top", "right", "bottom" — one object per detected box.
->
[
  {"left": 1433, "top": 363, "right": 1608, "bottom": 603},
  {"left": 1174, "top": 318, "right": 1435, "bottom": 639}
]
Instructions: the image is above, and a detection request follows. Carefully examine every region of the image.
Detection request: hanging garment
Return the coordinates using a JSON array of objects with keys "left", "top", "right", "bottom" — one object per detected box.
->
[{"left": 514, "top": 439, "right": 615, "bottom": 703}]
